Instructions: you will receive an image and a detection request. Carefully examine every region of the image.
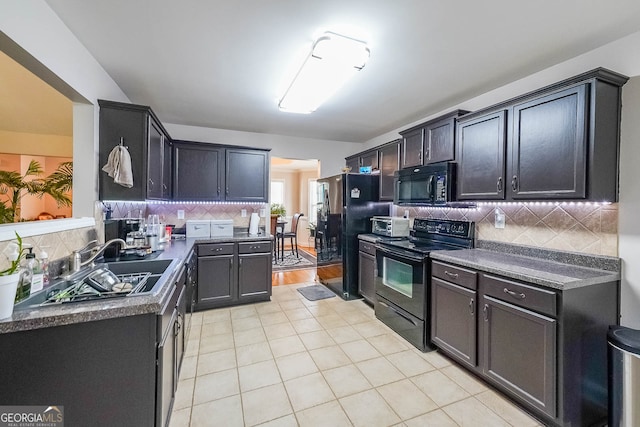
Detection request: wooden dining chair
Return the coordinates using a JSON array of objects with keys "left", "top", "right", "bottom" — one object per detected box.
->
[{"left": 283, "top": 213, "right": 303, "bottom": 258}]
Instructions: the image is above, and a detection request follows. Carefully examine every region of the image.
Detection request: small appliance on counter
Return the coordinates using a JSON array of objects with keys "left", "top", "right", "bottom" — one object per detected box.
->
[
  {"left": 371, "top": 216, "right": 410, "bottom": 237},
  {"left": 211, "top": 219, "right": 234, "bottom": 237},
  {"left": 186, "top": 220, "right": 211, "bottom": 238},
  {"left": 103, "top": 218, "right": 143, "bottom": 258}
]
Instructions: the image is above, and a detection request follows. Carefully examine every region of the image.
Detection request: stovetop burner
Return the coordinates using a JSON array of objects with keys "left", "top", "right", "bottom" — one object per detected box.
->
[{"left": 378, "top": 218, "right": 475, "bottom": 257}]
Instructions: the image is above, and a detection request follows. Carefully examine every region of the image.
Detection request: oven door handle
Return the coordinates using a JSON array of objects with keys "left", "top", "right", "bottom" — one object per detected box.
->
[
  {"left": 376, "top": 246, "right": 424, "bottom": 263},
  {"left": 377, "top": 300, "right": 419, "bottom": 327}
]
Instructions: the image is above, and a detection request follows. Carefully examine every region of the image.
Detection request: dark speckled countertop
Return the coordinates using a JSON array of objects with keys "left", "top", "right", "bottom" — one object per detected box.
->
[
  {"left": 0, "top": 231, "right": 272, "bottom": 334},
  {"left": 430, "top": 241, "right": 620, "bottom": 290}
]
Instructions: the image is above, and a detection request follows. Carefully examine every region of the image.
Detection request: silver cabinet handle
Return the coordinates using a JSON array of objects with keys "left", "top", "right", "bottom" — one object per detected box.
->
[
  {"left": 483, "top": 304, "right": 489, "bottom": 321},
  {"left": 444, "top": 271, "right": 459, "bottom": 279},
  {"left": 503, "top": 288, "right": 526, "bottom": 299},
  {"left": 469, "top": 298, "right": 474, "bottom": 315},
  {"left": 511, "top": 175, "right": 518, "bottom": 191},
  {"left": 497, "top": 177, "right": 502, "bottom": 192}
]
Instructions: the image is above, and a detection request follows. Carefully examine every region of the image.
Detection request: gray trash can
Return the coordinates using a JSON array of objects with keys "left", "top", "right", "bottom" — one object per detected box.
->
[{"left": 608, "top": 325, "right": 640, "bottom": 427}]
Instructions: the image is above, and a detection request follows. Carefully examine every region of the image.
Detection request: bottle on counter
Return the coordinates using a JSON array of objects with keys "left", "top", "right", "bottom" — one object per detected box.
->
[
  {"left": 15, "top": 252, "right": 33, "bottom": 303},
  {"left": 28, "top": 249, "right": 44, "bottom": 295},
  {"left": 38, "top": 248, "right": 50, "bottom": 287}
]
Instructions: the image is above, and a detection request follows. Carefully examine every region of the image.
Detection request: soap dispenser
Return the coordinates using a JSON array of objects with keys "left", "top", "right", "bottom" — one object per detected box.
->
[{"left": 38, "top": 248, "right": 50, "bottom": 287}]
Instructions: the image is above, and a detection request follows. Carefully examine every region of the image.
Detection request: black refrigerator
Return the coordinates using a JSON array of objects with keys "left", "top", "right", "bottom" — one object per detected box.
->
[{"left": 316, "top": 173, "right": 390, "bottom": 300}]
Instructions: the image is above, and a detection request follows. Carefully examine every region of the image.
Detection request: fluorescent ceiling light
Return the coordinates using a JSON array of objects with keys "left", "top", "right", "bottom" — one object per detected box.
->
[{"left": 278, "top": 32, "right": 370, "bottom": 114}]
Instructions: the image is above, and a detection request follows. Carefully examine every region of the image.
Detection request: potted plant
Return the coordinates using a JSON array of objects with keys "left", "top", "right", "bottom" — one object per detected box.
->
[
  {"left": 270, "top": 203, "right": 286, "bottom": 218},
  {"left": 0, "top": 232, "right": 27, "bottom": 319},
  {"left": 0, "top": 160, "right": 73, "bottom": 224}
]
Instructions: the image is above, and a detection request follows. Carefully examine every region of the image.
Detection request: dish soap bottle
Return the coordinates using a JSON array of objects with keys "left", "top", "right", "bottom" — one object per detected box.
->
[
  {"left": 28, "top": 249, "right": 44, "bottom": 295},
  {"left": 38, "top": 248, "right": 50, "bottom": 287},
  {"left": 15, "top": 251, "right": 34, "bottom": 303}
]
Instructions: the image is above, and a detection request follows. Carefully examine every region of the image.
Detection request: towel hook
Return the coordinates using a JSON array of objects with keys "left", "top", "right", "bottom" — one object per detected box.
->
[{"left": 118, "top": 137, "right": 128, "bottom": 149}]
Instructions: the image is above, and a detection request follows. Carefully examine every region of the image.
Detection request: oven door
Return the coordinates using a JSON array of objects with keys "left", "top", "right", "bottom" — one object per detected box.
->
[{"left": 375, "top": 245, "right": 426, "bottom": 319}]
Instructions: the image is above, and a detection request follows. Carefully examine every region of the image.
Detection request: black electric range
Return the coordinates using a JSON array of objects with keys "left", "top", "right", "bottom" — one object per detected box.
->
[{"left": 374, "top": 218, "right": 475, "bottom": 351}]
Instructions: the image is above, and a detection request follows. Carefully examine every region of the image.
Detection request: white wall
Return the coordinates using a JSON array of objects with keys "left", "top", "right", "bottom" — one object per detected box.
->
[
  {"left": 619, "top": 76, "right": 640, "bottom": 328},
  {"left": 165, "top": 124, "right": 359, "bottom": 178},
  {"left": 0, "top": 1, "right": 129, "bottom": 217}
]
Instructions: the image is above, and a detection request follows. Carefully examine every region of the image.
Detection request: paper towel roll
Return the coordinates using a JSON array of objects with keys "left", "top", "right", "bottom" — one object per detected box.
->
[{"left": 249, "top": 212, "right": 260, "bottom": 235}]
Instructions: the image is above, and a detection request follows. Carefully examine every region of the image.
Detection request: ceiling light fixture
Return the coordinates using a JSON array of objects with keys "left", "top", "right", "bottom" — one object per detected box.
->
[{"left": 278, "top": 31, "right": 370, "bottom": 114}]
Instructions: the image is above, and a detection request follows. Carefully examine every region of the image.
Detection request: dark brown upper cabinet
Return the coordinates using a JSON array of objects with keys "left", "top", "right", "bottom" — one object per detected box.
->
[
  {"left": 173, "top": 141, "right": 224, "bottom": 201},
  {"left": 455, "top": 68, "right": 628, "bottom": 202},
  {"left": 225, "top": 148, "right": 269, "bottom": 202},
  {"left": 509, "top": 84, "right": 588, "bottom": 200},
  {"left": 99, "top": 100, "right": 172, "bottom": 201},
  {"left": 345, "top": 148, "right": 379, "bottom": 172},
  {"left": 399, "top": 110, "right": 469, "bottom": 169},
  {"left": 378, "top": 140, "right": 400, "bottom": 201},
  {"left": 456, "top": 110, "right": 507, "bottom": 200}
]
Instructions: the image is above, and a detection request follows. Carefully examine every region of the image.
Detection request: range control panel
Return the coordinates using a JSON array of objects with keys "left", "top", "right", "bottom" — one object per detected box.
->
[{"left": 413, "top": 218, "right": 474, "bottom": 239}]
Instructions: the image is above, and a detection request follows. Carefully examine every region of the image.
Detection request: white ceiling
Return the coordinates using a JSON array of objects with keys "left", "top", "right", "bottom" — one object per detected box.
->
[{"left": 44, "top": 0, "right": 640, "bottom": 143}]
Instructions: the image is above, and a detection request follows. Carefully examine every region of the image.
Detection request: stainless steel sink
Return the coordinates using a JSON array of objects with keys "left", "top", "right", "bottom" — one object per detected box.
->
[
  {"left": 13, "top": 258, "right": 173, "bottom": 309},
  {"left": 106, "top": 258, "right": 172, "bottom": 275}
]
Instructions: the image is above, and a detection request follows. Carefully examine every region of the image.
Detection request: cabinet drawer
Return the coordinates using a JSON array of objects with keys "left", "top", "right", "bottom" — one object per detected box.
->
[
  {"left": 481, "top": 273, "right": 557, "bottom": 317},
  {"left": 238, "top": 241, "right": 272, "bottom": 254},
  {"left": 198, "top": 243, "right": 234, "bottom": 256},
  {"left": 359, "top": 240, "right": 376, "bottom": 256},
  {"left": 431, "top": 261, "right": 477, "bottom": 290}
]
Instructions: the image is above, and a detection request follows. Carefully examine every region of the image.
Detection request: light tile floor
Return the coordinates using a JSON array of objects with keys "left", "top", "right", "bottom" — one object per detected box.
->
[{"left": 170, "top": 283, "right": 544, "bottom": 427}]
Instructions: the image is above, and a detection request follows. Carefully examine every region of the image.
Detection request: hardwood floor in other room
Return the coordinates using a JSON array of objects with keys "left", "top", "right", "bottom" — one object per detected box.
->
[{"left": 272, "top": 244, "right": 317, "bottom": 287}]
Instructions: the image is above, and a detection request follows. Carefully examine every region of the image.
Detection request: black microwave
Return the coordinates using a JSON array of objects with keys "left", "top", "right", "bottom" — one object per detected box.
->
[{"left": 394, "top": 162, "right": 456, "bottom": 205}]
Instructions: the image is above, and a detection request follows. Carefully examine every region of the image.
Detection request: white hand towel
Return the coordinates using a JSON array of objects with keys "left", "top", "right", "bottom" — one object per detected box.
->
[{"left": 102, "top": 145, "right": 134, "bottom": 188}]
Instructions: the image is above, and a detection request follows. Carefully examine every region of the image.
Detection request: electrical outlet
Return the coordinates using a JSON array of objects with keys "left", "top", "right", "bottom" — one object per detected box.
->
[
  {"left": 241, "top": 209, "right": 247, "bottom": 217},
  {"left": 259, "top": 209, "right": 266, "bottom": 217},
  {"left": 177, "top": 210, "right": 185, "bottom": 220},
  {"left": 495, "top": 208, "right": 506, "bottom": 229}
]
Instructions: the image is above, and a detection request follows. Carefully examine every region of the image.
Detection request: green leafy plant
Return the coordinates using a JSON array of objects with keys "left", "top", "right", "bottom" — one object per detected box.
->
[
  {"left": 1, "top": 232, "right": 27, "bottom": 276},
  {"left": 0, "top": 160, "right": 73, "bottom": 224},
  {"left": 270, "top": 203, "right": 286, "bottom": 217}
]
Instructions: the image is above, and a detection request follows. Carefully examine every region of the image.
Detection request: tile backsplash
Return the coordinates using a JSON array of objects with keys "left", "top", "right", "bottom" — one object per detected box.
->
[
  {"left": 393, "top": 203, "right": 618, "bottom": 256},
  {"left": 97, "top": 201, "right": 269, "bottom": 234}
]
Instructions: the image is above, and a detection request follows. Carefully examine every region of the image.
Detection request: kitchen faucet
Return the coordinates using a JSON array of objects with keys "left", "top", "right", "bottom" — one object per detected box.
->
[{"left": 70, "top": 239, "right": 128, "bottom": 273}]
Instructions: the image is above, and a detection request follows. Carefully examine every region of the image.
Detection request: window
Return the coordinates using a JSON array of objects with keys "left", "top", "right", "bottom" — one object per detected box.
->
[
  {"left": 308, "top": 179, "right": 318, "bottom": 224},
  {"left": 270, "top": 180, "right": 285, "bottom": 205}
]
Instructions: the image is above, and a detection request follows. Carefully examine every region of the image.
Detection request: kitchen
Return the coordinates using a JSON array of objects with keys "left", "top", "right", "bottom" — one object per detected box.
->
[{"left": 2, "top": 1, "right": 640, "bottom": 426}]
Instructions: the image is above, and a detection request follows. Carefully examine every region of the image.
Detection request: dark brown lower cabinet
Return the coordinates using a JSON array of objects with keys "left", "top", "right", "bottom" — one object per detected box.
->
[
  {"left": 196, "top": 240, "right": 272, "bottom": 310},
  {"left": 480, "top": 294, "right": 556, "bottom": 418},
  {"left": 358, "top": 240, "right": 377, "bottom": 304},
  {"left": 430, "top": 260, "right": 618, "bottom": 427},
  {"left": 431, "top": 277, "right": 477, "bottom": 369}
]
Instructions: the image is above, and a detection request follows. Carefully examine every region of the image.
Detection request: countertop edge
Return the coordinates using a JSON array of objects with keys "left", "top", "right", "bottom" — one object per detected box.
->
[
  {"left": 1, "top": 233, "right": 273, "bottom": 334},
  {"left": 430, "top": 250, "right": 621, "bottom": 290}
]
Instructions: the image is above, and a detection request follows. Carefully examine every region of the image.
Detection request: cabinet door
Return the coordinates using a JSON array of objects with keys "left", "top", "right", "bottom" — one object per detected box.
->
[
  {"left": 360, "top": 150, "right": 379, "bottom": 171},
  {"left": 379, "top": 141, "right": 399, "bottom": 201},
  {"left": 456, "top": 111, "right": 507, "bottom": 200},
  {"left": 401, "top": 128, "right": 423, "bottom": 168},
  {"left": 147, "top": 118, "right": 164, "bottom": 200},
  {"left": 197, "top": 255, "right": 234, "bottom": 306},
  {"left": 173, "top": 143, "right": 224, "bottom": 201},
  {"left": 358, "top": 251, "right": 376, "bottom": 304},
  {"left": 345, "top": 156, "right": 360, "bottom": 173},
  {"left": 480, "top": 295, "right": 556, "bottom": 418},
  {"left": 425, "top": 117, "right": 455, "bottom": 164},
  {"left": 98, "top": 104, "right": 147, "bottom": 201},
  {"left": 509, "top": 84, "right": 588, "bottom": 199},
  {"left": 238, "top": 252, "right": 272, "bottom": 302},
  {"left": 226, "top": 149, "right": 269, "bottom": 202},
  {"left": 431, "top": 277, "right": 477, "bottom": 368},
  {"left": 162, "top": 137, "right": 172, "bottom": 200}
]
